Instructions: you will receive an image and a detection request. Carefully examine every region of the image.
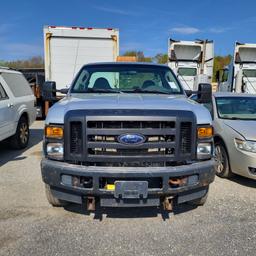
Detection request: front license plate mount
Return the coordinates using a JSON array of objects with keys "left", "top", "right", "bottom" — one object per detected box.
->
[{"left": 114, "top": 181, "right": 148, "bottom": 199}]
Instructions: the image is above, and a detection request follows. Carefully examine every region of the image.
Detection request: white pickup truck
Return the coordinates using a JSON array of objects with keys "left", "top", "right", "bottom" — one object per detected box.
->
[
  {"left": 41, "top": 62, "right": 215, "bottom": 211},
  {"left": 0, "top": 68, "right": 36, "bottom": 149}
]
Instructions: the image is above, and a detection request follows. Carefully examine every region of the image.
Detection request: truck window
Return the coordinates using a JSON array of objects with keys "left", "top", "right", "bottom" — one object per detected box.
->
[
  {"left": 0, "top": 83, "right": 8, "bottom": 100},
  {"left": 72, "top": 65, "right": 183, "bottom": 94},
  {"left": 178, "top": 68, "right": 197, "bottom": 77},
  {"left": 243, "top": 69, "right": 256, "bottom": 78},
  {"left": 1, "top": 73, "right": 33, "bottom": 97},
  {"left": 173, "top": 45, "right": 201, "bottom": 61}
]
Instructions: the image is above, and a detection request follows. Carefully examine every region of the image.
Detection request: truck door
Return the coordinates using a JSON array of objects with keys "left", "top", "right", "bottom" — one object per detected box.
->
[
  {"left": 0, "top": 80, "right": 14, "bottom": 140},
  {"left": 204, "top": 41, "right": 214, "bottom": 79},
  {"left": 217, "top": 67, "right": 232, "bottom": 92}
]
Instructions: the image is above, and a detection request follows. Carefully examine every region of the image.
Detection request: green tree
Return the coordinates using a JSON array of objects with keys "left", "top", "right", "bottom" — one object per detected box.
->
[
  {"left": 154, "top": 53, "right": 168, "bottom": 64},
  {"left": 213, "top": 55, "right": 232, "bottom": 82},
  {"left": 122, "top": 51, "right": 152, "bottom": 62},
  {"left": 0, "top": 56, "right": 44, "bottom": 69}
]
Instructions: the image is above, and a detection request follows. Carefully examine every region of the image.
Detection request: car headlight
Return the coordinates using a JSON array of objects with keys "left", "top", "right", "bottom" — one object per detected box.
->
[
  {"left": 197, "top": 142, "right": 212, "bottom": 159},
  {"left": 46, "top": 142, "right": 64, "bottom": 160},
  {"left": 235, "top": 138, "right": 256, "bottom": 153}
]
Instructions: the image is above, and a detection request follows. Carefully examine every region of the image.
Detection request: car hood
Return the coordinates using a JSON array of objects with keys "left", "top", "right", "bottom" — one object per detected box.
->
[
  {"left": 223, "top": 120, "right": 256, "bottom": 140},
  {"left": 46, "top": 93, "right": 212, "bottom": 125}
]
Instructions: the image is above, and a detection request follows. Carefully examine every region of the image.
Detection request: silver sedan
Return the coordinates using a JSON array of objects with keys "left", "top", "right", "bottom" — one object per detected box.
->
[{"left": 205, "top": 92, "right": 256, "bottom": 180}]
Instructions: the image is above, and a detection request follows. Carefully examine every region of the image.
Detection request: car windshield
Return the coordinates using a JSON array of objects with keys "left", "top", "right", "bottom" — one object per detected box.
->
[
  {"left": 71, "top": 64, "right": 183, "bottom": 94},
  {"left": 216, "top": 97, "right": 256, "bottom": 120}
]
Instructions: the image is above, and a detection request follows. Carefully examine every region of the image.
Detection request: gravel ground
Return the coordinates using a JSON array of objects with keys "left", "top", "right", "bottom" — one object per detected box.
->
[{"left": 0, "top": 121, "right": 256, "bottom": 256}]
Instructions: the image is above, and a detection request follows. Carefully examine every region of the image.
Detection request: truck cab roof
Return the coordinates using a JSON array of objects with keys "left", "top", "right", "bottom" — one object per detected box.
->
[{"left": 81, "top": 62, "right": 169, "bottom": 68}]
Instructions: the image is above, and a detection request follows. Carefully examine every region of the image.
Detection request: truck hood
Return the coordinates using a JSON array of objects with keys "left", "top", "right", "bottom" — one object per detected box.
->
[
  {"left": 45, "top": 93, "right": 212, "bottom": 125},
  {"left": 223, "top": 120, "right": 256, "bottom": 140}
]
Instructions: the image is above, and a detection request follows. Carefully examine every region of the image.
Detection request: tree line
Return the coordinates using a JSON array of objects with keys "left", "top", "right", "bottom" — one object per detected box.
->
[
  {"left": 0, "top": 56, "right": 44, "bottom": 69},
  {"left": 0, "top": 53, "right": 231, "bottom": 81}
]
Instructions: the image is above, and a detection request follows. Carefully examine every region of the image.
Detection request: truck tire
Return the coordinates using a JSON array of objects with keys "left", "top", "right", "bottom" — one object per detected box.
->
[
  {"left": 188, "top": 186, "right": 209, "bottom": 206},
  {"left": 9, "top": 116, "right": 29, "bottom": 149},
  {"left": 215, "top": 142, "right": 232, "bottom": 178},
  {"left": 45, "top": 184, "right": 68, "bottom": 207}
]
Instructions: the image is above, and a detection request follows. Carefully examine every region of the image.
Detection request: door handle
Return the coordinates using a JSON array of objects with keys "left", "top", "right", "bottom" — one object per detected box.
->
[{"left": 8, "top": 103, "right": 14, "bottom": 108}]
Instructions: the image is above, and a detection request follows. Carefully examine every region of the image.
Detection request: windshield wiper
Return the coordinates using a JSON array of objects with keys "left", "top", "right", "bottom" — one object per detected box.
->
[
  {"left": 122, "top": 88, "right": 171, "bottom": 95},
  {"left": 222, "top": 116, "right": 256, "bottom": 120},
  {"left": 86, "top": 88, "right": 121, "bottom": 93}
]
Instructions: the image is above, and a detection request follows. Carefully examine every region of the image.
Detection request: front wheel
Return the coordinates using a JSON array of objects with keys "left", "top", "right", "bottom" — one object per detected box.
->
[
  {"left": 214, "top": 142, "right": 232, "bottom": 178},
  {"left": 45, "top": 184, "right": 68, "bottom": 207},
  {"left": 9, "top": 116, "right": 29, "bottom": 149}
]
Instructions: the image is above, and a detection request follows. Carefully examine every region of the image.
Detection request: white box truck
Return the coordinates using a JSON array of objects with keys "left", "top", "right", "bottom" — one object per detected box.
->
[
  {"left": 44, "top": 26, "right": 119, "bottom": 90},
  {"left": 22, "top": 26, "right": 119, "bottom": 118},
  {"left": 168, "top": 39, "right": 214, "bottom": 91},
  {"left": 217, "top": 42, "right": 256, "bottom": 93}
]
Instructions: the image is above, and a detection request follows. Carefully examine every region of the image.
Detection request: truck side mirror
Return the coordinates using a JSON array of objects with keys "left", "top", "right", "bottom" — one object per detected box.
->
[
  {"left": 185, "top": 90, "right": 193, "bottom": 97},
  {"left": 197, "top": 83, "right": 212, "bottom": 103},
  {"left": 59, "top": 88, "right": 69, "bottom": 94},
  {"left": 42, "top": 81, "right": 56, "bottom": 101}
]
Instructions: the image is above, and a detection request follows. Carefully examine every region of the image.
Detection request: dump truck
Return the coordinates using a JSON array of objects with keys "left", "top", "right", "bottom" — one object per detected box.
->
[
  {"left": 217, "top": 42, "right": 256, "bottom": 93},
  {"left": 168, "top": 39, "right": 214, "bottom": 91}
]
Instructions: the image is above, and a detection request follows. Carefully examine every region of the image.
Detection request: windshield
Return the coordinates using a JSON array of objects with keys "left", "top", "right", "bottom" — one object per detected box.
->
[
  {"left": 178, "top": 67, "right": 197, "bottom": 77},
  {"left": 216, "top": 97, "right": 256, "bottom": 120},
  {"left": 243, "top": 69, "right": 256, "bottom": 78},
  {"left": 71, "top": 65, "right": 183, "bottom": 94}
]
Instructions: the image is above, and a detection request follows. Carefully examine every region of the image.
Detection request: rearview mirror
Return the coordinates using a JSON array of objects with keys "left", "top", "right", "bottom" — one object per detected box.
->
[
  {"left": 42, "top": 81, "right": 56, "bottom": 101},
  {"left": 197, "top": 83, "right": 212, "bottom": 103}
]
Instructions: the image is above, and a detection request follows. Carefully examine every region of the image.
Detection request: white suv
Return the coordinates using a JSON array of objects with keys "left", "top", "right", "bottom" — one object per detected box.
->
[{"left": 0, "top": 67, "right": 36, "bottom": 149}]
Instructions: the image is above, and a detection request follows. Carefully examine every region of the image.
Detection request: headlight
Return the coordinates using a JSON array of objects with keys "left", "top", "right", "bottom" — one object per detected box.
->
[
  {"left": 197, "top": 142, "right": 212, "bottom": 159},
  {"left": 235, "top": 138, "right": 256, "bottom": 153},
  {"left": 46, "top": 143, "right": 64, "bottom": 160}
]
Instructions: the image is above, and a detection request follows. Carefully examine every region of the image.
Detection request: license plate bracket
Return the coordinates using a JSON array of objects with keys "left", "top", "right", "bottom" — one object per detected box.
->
[{"left": 114, "top": 181, "right": 148, "bottom": 199}]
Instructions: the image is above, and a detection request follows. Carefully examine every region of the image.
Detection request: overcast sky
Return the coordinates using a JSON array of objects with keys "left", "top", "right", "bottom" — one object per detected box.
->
[{"left": 1, "top": 0, "right": 256, "bottom": 60}]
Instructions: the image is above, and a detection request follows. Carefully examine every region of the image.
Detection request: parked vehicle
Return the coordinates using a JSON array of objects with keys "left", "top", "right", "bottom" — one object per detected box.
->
[
  {"left": 168, "top": 38, "right": 214, "bottom": 91},
  {"left": 18, "top": 68, "right": 46, "bottom": 118},
  {"left": 0, "top": 67, "right": 36, "bottom": 148},
  {"left": 44, "top": 26, "right": 119, "bottom": 91},
  {"left": 217, "top": 42, "right": 256, "bottom": 93},
  {"left": 41, "top": 62, "right": 215, "bottom": 211},
  {"left": 192, "top": 92, "right": 256, "bottom": 180}
]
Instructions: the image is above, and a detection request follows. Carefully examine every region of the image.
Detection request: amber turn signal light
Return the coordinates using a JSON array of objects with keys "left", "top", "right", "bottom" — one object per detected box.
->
[
  {"left": 197, "top": 127, "right": 213, "bottom": 138},
  {"left": 45, "top": 126, "right": 63, "bottom": 139}
]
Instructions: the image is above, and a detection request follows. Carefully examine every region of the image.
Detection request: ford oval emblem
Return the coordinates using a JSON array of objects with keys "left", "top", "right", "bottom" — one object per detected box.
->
[{"left": 118, "top": 134, "right": 146, "bottom": 145}]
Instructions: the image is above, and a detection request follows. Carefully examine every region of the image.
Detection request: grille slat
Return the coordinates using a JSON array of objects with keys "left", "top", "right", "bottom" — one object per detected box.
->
[
  {"left": 180, "top": 122, "right": 192, "bottom": 154},
  {"left": 70, "top": 121, "right": 82, "bottom": 154},
  {"left": 86, "top": 128, "right": 176, "bottom": 136},
  {"left": 87, "top": 142, "right": 175, "bottom": 149},
  {"left": 87, "top": 121, "right": 175, "bottom": 129}
]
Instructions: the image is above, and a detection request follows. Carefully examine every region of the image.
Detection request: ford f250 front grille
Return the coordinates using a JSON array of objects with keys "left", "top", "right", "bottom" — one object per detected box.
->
[{"left": 64, "top": 110, "right": 196, "bottom": 167}]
